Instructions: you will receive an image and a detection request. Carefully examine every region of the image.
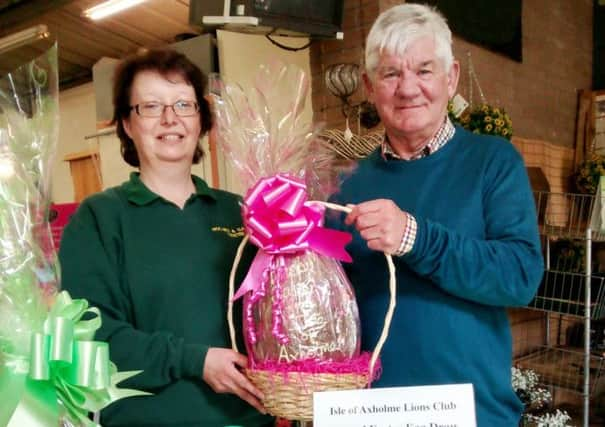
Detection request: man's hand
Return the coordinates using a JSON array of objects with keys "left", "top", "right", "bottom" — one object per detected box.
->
[
  {"left": 202, "top": 347, "right": 266, "bottom": 414},
  {"left": 345, "top": 199, "right": 407, "bottom": 254}
]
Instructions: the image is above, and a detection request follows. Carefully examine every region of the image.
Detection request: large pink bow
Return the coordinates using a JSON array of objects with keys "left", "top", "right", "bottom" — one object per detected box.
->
[
  {"left": 234, "top": 174, "right": 351, "bottom": 301},
  {"left": 233, "top": 174, "right": 352, "bottom": 345}
]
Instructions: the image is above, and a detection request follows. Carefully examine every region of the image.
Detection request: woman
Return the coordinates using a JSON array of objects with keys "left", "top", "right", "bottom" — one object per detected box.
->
[{"left": 59, "top": 49, "right": 272, "bottom": 427}]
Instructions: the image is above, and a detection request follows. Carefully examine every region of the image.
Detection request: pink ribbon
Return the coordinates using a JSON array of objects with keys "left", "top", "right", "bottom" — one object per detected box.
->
[{"left": 234, "top": 174, "right": 352, "bottom": 345}]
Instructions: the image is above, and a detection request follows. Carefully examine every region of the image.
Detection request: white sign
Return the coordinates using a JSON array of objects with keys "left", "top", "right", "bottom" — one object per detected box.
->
[
  {"left": 450, "top": 94, "right": 470, "bottom": 118},
  {"left": 313, "top": 383, "right": 476, "bottom": 427}
]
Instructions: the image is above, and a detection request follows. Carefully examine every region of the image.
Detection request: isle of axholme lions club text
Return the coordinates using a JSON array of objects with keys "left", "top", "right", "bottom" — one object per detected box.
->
[{"left": 329, "top": 400, "right": 461, "bottom": 427}]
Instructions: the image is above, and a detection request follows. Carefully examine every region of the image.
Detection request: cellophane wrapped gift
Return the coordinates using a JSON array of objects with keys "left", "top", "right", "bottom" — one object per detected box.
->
[
  {"left": 0, "top": 45, "right": 60, "bottom": 367},
  {"left": 0, "top": 44, "right": 148, "bottom": 427},
  {"left": 212, "top": 63, "right": 370, "bottom": 373}
]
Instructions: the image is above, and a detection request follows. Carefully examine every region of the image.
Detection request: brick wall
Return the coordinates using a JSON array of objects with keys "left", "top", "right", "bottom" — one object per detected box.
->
[
  {"left": 311, "top": 0, "right": 593, "bottom": 148},
  {"left": 311, "top": 0, "right": 377, "bottom": 131},
  {"left": 512, "top": 137, "right": 575, "bottom": 194}
]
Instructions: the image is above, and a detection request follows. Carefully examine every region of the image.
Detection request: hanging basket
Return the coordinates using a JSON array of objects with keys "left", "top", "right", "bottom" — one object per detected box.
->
[
  {"left": 448, "top": 52, "right": 513, "bottom": 140},
  {"left": 227, "top": 201, "right": 396, "bottom": 421}
]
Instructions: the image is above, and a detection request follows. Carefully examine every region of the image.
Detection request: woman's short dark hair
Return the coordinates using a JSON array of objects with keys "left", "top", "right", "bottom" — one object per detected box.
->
[{"left": 111, "top": 48, "right": 212, "bottom": 167}]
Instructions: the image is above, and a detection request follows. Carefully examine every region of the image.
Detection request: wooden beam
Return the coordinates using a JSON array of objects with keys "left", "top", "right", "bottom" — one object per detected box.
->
[{"left": 0, "top": 0, "right": 77, "bottom": 30}]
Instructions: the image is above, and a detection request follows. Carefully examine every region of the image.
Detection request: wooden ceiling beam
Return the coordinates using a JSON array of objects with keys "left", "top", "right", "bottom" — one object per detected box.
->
[
  {"left": 0, "top": 0, "right": 77, "bottom": 30},
  {"left": 1, "top": 0, "right": 197, "bottom": 90},
  {"left": 53, "top": 10, "right": 136, "bottom": 56}
]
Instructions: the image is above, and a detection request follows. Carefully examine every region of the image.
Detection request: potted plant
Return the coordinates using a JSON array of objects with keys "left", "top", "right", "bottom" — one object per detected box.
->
[
  {"left": 512, "top": 367, "right": 573, "bottom": 427},
  {"left": 575, "top": 154, "right": 605, "bottom": 194},
  {"left": 448, "top": 102, "right": 513, "bottom": 140}
]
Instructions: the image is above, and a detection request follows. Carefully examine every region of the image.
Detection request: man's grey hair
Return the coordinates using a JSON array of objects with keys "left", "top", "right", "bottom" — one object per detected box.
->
[{"left": 365, "top": 4, "right": 454, "bottom": 78}]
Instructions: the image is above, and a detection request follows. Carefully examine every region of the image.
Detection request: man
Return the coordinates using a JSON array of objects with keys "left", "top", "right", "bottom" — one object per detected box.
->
[{"left": 329, "top": 4, "right": 544, "bottom": 426}]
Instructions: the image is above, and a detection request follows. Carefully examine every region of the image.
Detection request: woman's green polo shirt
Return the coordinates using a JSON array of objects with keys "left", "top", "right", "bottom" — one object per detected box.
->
[{"left": 59, "top": 172, "right": 269, "bottom": 427}]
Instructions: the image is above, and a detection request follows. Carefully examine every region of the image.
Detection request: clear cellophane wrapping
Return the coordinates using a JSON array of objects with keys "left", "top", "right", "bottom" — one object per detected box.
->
[
  {"left": 212, "top": 62, "right": 361, "bottom": 366},
  {"left": 0, "top": 45, "right": 59, "bottom": 359}
]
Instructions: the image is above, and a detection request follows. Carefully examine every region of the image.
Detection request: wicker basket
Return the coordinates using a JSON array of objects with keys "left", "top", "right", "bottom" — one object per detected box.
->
[
  {"left": 318, "top": 129, "right": 382, "bottom": 160},
  {"left": 228, "top": 201, "right": 396, "bottom": 421}
]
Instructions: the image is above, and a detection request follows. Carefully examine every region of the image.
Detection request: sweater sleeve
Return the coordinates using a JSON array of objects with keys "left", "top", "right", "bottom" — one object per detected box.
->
[
  {"left": 58, "top": 198, "right": 207, "bottom": 390},
  {"left": 402, "top": 145, "right": 544, "bottom": 307}
]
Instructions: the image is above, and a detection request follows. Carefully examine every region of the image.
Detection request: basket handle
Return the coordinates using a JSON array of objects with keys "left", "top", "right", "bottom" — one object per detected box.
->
[{"left": 227, "top": 201, "right": 397, "bottom": 377}]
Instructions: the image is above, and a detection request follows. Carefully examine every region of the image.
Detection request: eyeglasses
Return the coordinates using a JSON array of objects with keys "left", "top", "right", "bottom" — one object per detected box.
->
[{"left": 130, "top": 100, "right": 199, "bottom": 117}]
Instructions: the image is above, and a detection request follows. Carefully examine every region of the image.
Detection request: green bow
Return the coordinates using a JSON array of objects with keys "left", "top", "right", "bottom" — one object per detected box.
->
[{"left": 0, "top": 291, "right": 151, "bottom": 426}]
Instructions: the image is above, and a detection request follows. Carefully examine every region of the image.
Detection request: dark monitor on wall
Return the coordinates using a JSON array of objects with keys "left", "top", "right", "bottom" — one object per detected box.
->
[{"left": 189, "top": 0, "right": 344, "bottom": 39}]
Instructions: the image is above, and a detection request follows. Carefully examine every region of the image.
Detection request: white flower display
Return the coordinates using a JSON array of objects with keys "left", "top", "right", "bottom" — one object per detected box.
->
[{"left": 511, "top": 367, "right": 574, "bottom": 427}]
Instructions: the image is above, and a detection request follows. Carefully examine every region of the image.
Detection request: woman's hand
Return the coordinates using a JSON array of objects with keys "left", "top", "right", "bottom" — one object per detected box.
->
[{"left": 202, "top": 347, "right": 266, "bottom": 414}]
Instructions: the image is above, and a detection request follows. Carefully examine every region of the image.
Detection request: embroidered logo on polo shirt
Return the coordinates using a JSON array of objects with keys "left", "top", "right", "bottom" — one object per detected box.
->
[{"left": 211, "top": 226, "right": 245, "bottom": 238}]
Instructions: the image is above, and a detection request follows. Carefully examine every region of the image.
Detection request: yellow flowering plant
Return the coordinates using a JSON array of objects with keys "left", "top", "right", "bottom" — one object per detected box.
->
[
  {"left": 575, "top": 154, "right": 605, "bottom": 194},
  {"left": 448, "top": 102, "right": 513, "bottom": 140}
]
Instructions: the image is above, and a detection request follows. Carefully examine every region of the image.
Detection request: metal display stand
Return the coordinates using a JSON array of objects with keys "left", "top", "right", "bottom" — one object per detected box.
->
[{"left": 518, "top": 191, "right": 605, "bottom": 427}]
